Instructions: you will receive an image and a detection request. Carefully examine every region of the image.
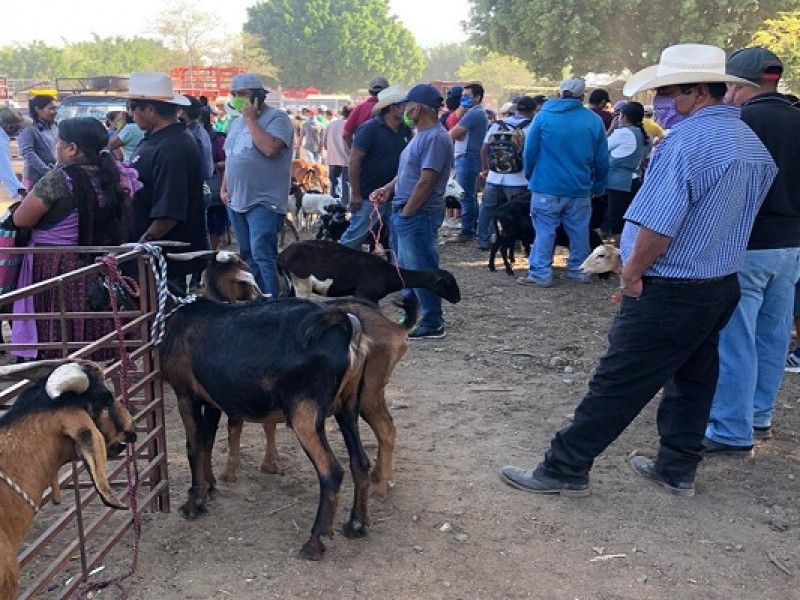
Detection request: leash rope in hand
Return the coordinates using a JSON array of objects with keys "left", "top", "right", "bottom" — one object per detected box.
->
[{"left": 368, "top": 199, "right": 406, "bottom": 289}]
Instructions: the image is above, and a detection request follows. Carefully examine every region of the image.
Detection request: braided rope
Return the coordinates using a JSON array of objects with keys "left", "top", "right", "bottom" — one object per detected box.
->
[
  {"left": 368, "top": 199, "right": 406, "bottom": 289},
  {"left": 136, "top": 243, "right": 197, "bottom": 346},
  {"left": 0, "top": 469, "right": 39, "bottom": 514}
]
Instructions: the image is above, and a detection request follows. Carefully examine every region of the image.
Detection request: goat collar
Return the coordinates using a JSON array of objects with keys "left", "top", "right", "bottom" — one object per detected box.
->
[{"left": 0, "top": 469, "right": 40, "bottom": 514}]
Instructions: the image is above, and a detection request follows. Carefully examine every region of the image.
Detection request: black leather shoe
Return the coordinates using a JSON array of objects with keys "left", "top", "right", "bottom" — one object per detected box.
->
[
  {"left": 500, "top": 465, "right": 590, "bottom": 497},
  {"left": 701, "top": 438, "right": 754, "bottom": 457},
  {"left": 629, "top": 454, "right": 695, "bottom": 497},
  {"left": 753, "top": 426, "right": 772, "bottom": 441}
]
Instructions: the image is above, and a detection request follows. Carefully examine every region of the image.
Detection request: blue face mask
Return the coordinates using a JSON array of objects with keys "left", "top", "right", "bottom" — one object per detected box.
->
[
  {"left": 652, "top": 95, "right": 686, "bottom": 129},
  {"left": 460, "top": 96, "right": 474, "bottom": 108}
]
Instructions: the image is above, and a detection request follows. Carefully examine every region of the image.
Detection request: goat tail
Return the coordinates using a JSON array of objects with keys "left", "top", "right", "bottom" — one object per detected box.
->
[
  {"left": 276, "top": 266, "right": 295, "bottom": 298},
  {"left": 301, "top": 309, "right": 371, "bottom": 370},
  {"left": 393, "top": 297, "right": 419, "bottom": 332}
]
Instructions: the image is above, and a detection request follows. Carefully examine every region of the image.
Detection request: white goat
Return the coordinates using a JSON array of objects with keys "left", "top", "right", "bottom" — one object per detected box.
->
[
  {"left": 580, "top": 244, "right": 622, "bottom": 276},
  {"left": 294, "top": 193, "right": 342, "bottom": 231}
]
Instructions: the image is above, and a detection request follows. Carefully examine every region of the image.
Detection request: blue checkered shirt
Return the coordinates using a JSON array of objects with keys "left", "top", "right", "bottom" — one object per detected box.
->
[{"left": 620, "top": 104, "right": 777, "bottom": 279}]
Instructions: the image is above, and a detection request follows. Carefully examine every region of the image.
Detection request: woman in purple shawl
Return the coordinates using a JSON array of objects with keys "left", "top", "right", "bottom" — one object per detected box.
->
[{"left": 11, "top": 117, "right": 133, "bottom": 359}]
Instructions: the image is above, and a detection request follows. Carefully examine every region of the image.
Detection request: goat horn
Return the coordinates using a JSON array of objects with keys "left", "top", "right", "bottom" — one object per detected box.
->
[
  {"left": 46, "top": 363, "right": 90, "bottom": 399},
  {"left": 165, "top": 251, "right": 219, "bottom": 261}
]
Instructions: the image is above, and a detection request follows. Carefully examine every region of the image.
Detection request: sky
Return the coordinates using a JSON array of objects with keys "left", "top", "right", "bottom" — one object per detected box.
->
[{"left": 5, "top": 0, "right": 470, "bottom": 49}]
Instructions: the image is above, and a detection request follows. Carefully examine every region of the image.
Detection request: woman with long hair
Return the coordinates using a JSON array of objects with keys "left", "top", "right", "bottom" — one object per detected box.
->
[
  {"left": 604, "top": 101, "right": 651, "bottom": 246},
  {"left": 11, "top": 117, "right": 136, "bottom": 360},
  {"left": 17, "top": 94, "right": 58, "bottom": 190}
]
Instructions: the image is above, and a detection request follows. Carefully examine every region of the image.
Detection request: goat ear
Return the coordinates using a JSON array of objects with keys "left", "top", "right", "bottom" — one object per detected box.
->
[
  {"left": 62, "top": 414, "right": 128, "bottom": 510},
  {"left": 46, "top": 363, "right": 90, "bottom": 400}
]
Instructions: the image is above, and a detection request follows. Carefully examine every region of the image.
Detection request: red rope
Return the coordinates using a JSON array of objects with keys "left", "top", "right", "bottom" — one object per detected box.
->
[
  {"left": 77, "top": 255, "right": 142, "bottom": 600},
  {"left": 368, "top": 199, "right": 406, "bottom": 289}
]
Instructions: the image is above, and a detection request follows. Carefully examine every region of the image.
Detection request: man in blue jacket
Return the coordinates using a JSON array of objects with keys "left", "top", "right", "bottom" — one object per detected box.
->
[{"left": 520, "top": 77, "right": 609, "bottom": 287}]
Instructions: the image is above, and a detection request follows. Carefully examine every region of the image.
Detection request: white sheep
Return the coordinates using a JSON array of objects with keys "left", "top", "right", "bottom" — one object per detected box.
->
[{"left": 580, "top": 244, "right": 622, "bottom": 276}]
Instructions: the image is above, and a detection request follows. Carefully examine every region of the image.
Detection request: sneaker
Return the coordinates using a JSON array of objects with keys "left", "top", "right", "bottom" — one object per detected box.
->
[
  {"left": 500, "top": 465, "right": 590, "bottom": 497},
  {"left": 516, "top": 276, "right": 553, "bottom": 288},
  {"left": 701, "top": 438, "right": 754, "bottom": 457},
  {"left": 753, "top": 426, "right": 772, "bottom": 440},
  {"left": 628, "top": 454, "right": 695, "bottom": 497},
  {"left": 445, "top": 233, "right": 475, "bottom": 244},
  {"left": 443, "top": 218, "right": 461, "bottom": 230},
  {"left": 785, "top": 348, "right": 800, "bottom": 373},
  {"left": 409, "top": 325, "right": 446, "bottom": 340}
]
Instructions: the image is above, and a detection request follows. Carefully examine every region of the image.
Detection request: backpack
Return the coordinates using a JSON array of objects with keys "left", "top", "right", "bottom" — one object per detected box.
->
[{"left": 486, "top": 119, "right": 531, "bottom": 174}]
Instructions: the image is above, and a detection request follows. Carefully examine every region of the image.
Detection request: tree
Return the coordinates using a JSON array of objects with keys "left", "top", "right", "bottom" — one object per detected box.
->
[
  {"left": 150, "top": 0, "right": 218, "bottom": 67},
  {"left": 457, "top": 53, "right": 537, "bottom": 104},
  {"left": 467, "top": 0, "right": 800, "bottom": 79},
  {"left": 204, "top": 32, "right": 279, "bottom": 85},
  {"left": 245, "top": 0, "right": 426, "bottom": 91},
  {"left": 0, "top": 42, "right": 67, "bottom": 80},
  {"left": 62, "top": 36, "right": 178, "bottom": 76},
  {"left": 752, "top": 11, "right": 800, "bottom": 91},
  {"left": 422, "top": 43, "right": 475, "bottom": 82}
]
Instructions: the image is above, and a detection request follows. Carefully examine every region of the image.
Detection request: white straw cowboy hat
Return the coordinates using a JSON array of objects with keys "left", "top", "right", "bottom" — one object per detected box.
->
[
  {"left": 623, "top": 44, "right": 758, "bottom": 97},
  {"left": 126, "top": 72, "right": 190, "bottom": 106},
  {"left": 371, "top": 85, "right": 408, "bottom": 114}
]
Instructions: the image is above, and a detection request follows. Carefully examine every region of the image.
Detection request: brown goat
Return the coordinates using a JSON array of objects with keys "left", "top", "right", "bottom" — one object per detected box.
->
[
  {"left": 0, "top": 360, "right": 137, "bottom": 599},
  {"left": 221, "top": 297, "right": 418, "bottom": 499}
]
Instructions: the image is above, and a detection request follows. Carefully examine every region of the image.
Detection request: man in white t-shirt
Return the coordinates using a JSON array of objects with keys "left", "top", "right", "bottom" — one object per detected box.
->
[
  {"left": 323, "top": 105, "right": 352, "bottom": 204},
  {"left": 476, "top": 95, "right": 544, "bottom": 250}
]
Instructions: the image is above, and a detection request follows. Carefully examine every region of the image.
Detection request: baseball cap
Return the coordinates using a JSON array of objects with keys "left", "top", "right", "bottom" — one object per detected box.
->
[
  {"left": 613, "top": 100, "right": 627, "bottom": 111},
  {"left": 515, "top": 96, "right": 538, "bottom": 111},
  {"left": 643, "top": 104, "right": 654, "bottom": 116},
  {"left": 447, "top": 86, "right": 463, "bottom": 99},
  {"left": 727, "top": 47, "right": 783, "bottom": 82},
  {"left": 559, "top": 77, "right": 586, "bottom": 97},
  {"left": 0, "top": 106, "right": 32, "bottom": 128},
  {"left": 400, "top": 84, "right": 444, "bottom": 110},
  {"left": 230, "top": 73, "right": 267, "bottom": 91},
  {"left": 369, "top": 75, "right": 390, "bottom": 93}
]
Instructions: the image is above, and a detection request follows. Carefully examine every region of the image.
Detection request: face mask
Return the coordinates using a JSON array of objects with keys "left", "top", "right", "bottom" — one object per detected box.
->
[
  {"left": 460, "top": 96, "right": 474, "bottom": 108},
  {"left": 652, "top": 95, "right": 686, "bottom": 129},
  {"left": 229, "top": 96, "right": 247, "bottom": 113},
  {"left": 402, "top": 110, "right": 415, "bottom": 127}
]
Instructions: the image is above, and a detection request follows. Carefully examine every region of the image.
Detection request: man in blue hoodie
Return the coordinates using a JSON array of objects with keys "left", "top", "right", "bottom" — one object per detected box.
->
[{"left": 520, "top": 77, "right": 609, "bottom": 287}]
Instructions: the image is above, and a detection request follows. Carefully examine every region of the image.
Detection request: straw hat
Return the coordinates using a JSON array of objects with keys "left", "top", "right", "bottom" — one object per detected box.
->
[
  {"left": 126, "top": 72, "right": 190, "bottom": 106},
  {"left": 371, "top": 85, "right": 408, "bottom": 114},
  {"left": 623, "top": 44, "right": 758, "bottom": 97}
]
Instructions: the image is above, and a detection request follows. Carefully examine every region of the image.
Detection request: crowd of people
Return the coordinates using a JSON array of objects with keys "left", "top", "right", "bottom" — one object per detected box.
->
[{"left": 0, "top": 42, "right": 799, "bottom": 497}]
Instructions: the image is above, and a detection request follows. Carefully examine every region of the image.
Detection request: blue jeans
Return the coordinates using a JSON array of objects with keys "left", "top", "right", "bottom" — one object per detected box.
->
[
  {"left": 455, "top": 156, "right": 480, "bottom": 237},
  {"left": 227, "top": 204, "right": 284, "bottom": 297},
  {"left": 339, "top": 201, "right": 392, "bottom": 250},
  {"left": 706, "top": 248, "right": 800, "bottom": 446},
  {"left": 477, "top": 183, "right": 530, "bottom": 248},
  {"left": 542, "top": 275, "right": 740, "bottom": 484},
  {"left": 527, "top": 194, "right": 591, "bottom": 284},
  {"left": 304, "top": 149, "right": 320, "bottom": 163},
  {"left": 329, "top": 165, "right": 350, "bottom": 205},
  {"left": 392, "top": 210, "right": 445, "bottom": 329}
]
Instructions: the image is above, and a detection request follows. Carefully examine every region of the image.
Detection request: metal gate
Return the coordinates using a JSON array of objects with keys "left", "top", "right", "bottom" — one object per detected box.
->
[{"left": 0, "top": 245, "right": 170, "bottom": 598}]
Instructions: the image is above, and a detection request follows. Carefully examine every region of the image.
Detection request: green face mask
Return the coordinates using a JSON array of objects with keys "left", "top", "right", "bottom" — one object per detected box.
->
[
  {"left": 402, "top": 110, "right": 415, "bottom": 127},
  {"left": 229, "top": 96, "right": 247, "bottom": 113}
]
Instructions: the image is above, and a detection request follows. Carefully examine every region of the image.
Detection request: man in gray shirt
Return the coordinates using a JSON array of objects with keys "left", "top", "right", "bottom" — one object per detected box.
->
[{"left": 222, "top": 73, "right": 294, "bottom": 296}]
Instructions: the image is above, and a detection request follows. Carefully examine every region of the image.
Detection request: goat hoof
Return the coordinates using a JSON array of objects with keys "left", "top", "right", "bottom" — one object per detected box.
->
[
  {"left": 179, "top": 499, "right": 207, "bottom": 520},
  {"left": 370, "top": 484, "right": 389, "bottom": 501},
  {"left": 299, "top": 539, "right": 325, "bottom": 561},
  {"left": 342, "top": 520, "right": 368, "bottom": 539},
  {"left": 220, "top": 471, "right": 238, "bottom": 483},
  {"left": 260, "top": 461, "right": 281, "bottom": 475}
]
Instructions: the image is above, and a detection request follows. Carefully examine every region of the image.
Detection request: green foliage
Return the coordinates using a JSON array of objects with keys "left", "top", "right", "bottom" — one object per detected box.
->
[
  {"left": 457, "top": 52, "right": 537, "bottom": 103},
  {"left": 467, "top": 0, "right": 800, "bottom": 79},
  {"left": 245, "top": 0, "right": 426, "bottom": 91},
  {"left": 0, "top": 37, "right": 178, "bottom": 80},
  {"left": 752, "top": 11, "right": 800, "bottom": 92},
  {"left": 205, "top": 32, "right": 280, "bottom": 85},
  {"left": 422, "top": 43, "right": 475, "bottom": 81},
  {"left": 150, "top": 0, "right": 218, "bottom": 67}
]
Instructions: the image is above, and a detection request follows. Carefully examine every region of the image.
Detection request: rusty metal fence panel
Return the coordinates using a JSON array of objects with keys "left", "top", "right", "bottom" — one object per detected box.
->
[{"left": 0, "top": 246, "right": 170, "bottom": 598}]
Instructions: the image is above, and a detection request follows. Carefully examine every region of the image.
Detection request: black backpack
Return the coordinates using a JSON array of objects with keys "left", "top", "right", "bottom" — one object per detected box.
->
[{"left": 486, "top": 119, "right": 531, "bottom": 174}]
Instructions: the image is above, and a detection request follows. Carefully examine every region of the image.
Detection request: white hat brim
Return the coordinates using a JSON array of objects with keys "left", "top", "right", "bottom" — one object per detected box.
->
[
  {"left": 371, "top": 92, "right": 408, "bottom": 114},
  {"left": 125, "top": 92, "right": 191, "bottom": 106},
  {"left": 623, "top": 66, "right": 758, "bottom": 97}
]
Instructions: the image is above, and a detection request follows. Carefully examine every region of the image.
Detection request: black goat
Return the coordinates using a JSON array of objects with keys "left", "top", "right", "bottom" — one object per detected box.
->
[
  {"left": 161, "top": 289, "right": 371, "bottom": 560},
  {"left": 277, "top": 240, "right": 461, "bottom": 304},
  {"left": 489, "top": 200, "right": 604, "bottom": 276},
  {"left": 316, "top": 204, "right": 350, "bottom": 241}
]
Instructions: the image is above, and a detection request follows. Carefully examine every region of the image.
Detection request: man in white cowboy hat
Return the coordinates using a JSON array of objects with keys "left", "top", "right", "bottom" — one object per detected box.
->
[
  {"left": 221, "top": 72, "right": 294, "bottom": 297},
  {"left": 127, "top": 72, "right": 208, "bottom": 284},
  {"left": 0, "top": 107, "right": 30, "bottom": 199},
  {"left": 705, "top": 48, "right": 800, "bottom": 455},
  {"left": 339, "top": 84, "right": 412, "bottom": 250},
  {"left": 500, "top": 44, "right": 778, "bottom": 499}
]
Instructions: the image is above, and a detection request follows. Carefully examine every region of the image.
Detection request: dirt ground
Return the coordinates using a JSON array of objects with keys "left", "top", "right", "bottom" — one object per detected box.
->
[{"left": 72, "top": 241, "right": 800, "bottom": 599}]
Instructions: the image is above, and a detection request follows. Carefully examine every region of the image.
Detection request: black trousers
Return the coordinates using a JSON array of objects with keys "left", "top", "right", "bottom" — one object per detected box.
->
[{"left": 541, "top": 274, "right": 740, "bottom": 485}]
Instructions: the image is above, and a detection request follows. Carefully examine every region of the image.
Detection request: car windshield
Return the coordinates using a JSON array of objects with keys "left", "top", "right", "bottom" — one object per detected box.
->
[{"left": 57, "top": 97, "right": 128, "bottom": 122}]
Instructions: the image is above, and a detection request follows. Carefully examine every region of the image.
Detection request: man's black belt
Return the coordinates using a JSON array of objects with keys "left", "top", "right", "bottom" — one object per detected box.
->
[{"left": 642, "top": 274, "right": 734, "bottom": 285}]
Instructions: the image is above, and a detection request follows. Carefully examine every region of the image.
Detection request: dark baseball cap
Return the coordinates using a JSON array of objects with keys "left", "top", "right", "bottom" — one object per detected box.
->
[
  {"left": 515, "top": 96, "right": 537, "bottom": 111},
  {"left": 400, "top": 84, "right": 444, "bottom": 110},
  {"left": 447, "top": 86, "right": 463, "bottom": 99},
  {"left": 727, "top": 47, "right": 783, "bottom": 82}
]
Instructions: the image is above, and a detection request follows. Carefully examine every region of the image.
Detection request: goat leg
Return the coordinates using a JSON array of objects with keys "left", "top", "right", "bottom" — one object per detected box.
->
[
  {"left": 359, "top": 390, "right": 394, "bottom": 500},
  {"left": 501, "top": 242, "right": 515, "bottom": 276},
  {"left": 291, "top": 400, "right": 343, "bottom": 560},
  {"left": 260, "top": 412, "right": 283, "bottom": 474},
  {"left": 201, "top": 404, "right": 222, "bottom": 495},
  {"left": 177, "top": 395, "right": 209, "bottom": 519},
  {"left": 336, "top": 406, "right": 370, "bottom": 538},
  {"left": 221, "top": 416, "right": 244, "bottom": 483}
]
